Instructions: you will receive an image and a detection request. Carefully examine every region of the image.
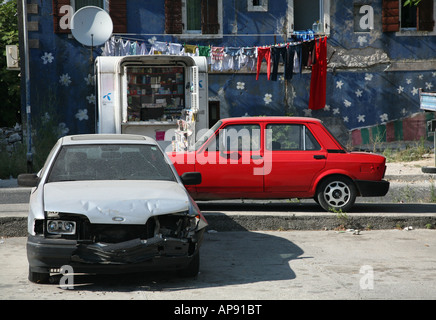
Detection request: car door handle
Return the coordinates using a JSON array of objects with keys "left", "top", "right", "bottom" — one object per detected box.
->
[
  {"left": 251, "top": 155, "right": 263, "bottom": 160},
  {"left": 313, "top": 155, "right": 326, "bottom": 160}
]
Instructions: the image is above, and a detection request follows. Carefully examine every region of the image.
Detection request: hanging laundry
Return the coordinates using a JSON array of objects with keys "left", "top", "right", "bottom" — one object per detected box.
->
[
  {"left": 184, "top": 44, "right": 198, "bottom": 56},
  {"left": 293, "top": 44, "right": 302, "bottom": 74},
  {"left": 308, "top": 37, "right": 327, "bottom": 110},
  {"left": 271, "top": 46, "right": 294, "bottom": 81},
  {"left": 120, "top": 39, "right": 131, "bottom": 56},
  {"left": 301, "top": 40, "right": 316, "bottom": 68},
  {"left": 240, "top": 47, "right": 257, "bottom": 71},
  {"left": 102, "top": 36, "right": 114, "bottom": 56},
  {"left": 169, "top": 43, "right": 183, "bottom": 55},
  {"left": 256, "top": 47, "right": 271, "bottom": 80},
  {"left": 211, "top": 46, "right": 224, "bottom": 60},
  {"left": 152, "top": 41, "right": 168, "bottom": 55},
  {"left": 224, "top": 47, "right": 241, "bottom": 71},
  {"left": 211, "top": 46, "right": 225, "bottom": 71},
  {"left": 138, "top": 42, "right": 148, "bottom": 55},
  {"left": 130, "top": 41, "right": 138, "bottom": 55},
  {"left": 198, "top": 46, "right": 211, "bottom": 57}
]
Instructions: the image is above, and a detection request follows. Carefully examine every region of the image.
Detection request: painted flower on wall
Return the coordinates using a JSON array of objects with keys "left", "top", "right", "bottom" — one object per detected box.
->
[
  {"left": 303, "top": 109, "right": 312, "bottom": 117},
  {"left": 357, "top": 36, "right": 367, "bottom": 47},
  {"left": 364, "top": 73, "right": 373, "bottom": 81},
  {"left": 41, "top": 52, "right": 54, "bottom": 64},
  {"left": 236, "top": 82, "right": 245, "bottom": 90},
  {"left": 57, "top": 123, "right": 69, "bottom": 137},
  {"left": 264, "top": 93, "right": 272, "bottom": 105},
  {"left": 397, "top": 85, "right": 404, "bottom": 94},
  {"left": 59, "top": 74, "right": 72, "bottom": 87},
  {"left": 86, "top": 94, "right": 96, "bottom": 105},
  {"left": 85, "top": 74, "right": 95, "bottom": 86},
  {"left": 380, "top": 113, "right": 388, "bottom": 123},
  {"left": 75, "top": 109, "right": 88, "bottom": 121}
]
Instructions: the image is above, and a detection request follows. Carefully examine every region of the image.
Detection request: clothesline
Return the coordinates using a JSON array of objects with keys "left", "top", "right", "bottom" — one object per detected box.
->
[
  {"left": 101, "top": 31, "right": 326, "bottom": 77},
  {"left": 101, "top": 32, "right": 328, "bottom": 111}
]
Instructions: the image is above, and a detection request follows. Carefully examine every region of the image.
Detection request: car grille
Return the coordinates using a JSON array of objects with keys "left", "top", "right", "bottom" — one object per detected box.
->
[{"left": 44, "top": 213, "right": 194, "bottom": 244}]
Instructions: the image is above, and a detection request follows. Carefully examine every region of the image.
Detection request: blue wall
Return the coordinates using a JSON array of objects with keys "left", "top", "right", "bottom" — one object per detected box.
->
[{"left": 25, "top": 0, "right": 436, "bottom": 142}]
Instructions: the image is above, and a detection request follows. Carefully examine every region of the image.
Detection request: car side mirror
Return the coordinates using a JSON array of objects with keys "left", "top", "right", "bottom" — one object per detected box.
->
[
  {"left": 180, "top": 172, "right": 202, "bottom": 185},
  {"left": 17, "top": 173, "right": 39, "bottom": 187}
]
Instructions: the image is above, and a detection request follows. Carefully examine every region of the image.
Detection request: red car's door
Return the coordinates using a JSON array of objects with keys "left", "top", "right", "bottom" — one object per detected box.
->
[
  {"left": 194, "top": 123, "right": 264, "bottom": 198},
  {"left": 263, "top": 123, "right": 326, "bottom": 193}
]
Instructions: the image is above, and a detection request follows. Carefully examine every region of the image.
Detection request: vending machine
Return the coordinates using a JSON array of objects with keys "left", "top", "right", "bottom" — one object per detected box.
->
[{"left": 95, "top": 55, "right": 209, "bottom": 151}]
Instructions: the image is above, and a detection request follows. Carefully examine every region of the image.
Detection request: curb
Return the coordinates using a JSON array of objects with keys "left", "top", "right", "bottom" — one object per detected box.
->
[
  {"left": 2, "top": 210, "right": 435, "bottom": 238},
  {"left": 204, "top": 213, "right": 436, "bottom": 232}
]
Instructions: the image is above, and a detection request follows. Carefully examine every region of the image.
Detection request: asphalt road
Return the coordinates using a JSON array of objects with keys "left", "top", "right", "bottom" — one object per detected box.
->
[{"left": 1, "top": 229, "right": 435, "bottom": 301}]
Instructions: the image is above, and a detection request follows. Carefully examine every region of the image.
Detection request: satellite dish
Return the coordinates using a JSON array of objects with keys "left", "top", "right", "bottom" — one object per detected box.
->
[{"left": 71, "top": 6, "right": 113, "bottom": 47}]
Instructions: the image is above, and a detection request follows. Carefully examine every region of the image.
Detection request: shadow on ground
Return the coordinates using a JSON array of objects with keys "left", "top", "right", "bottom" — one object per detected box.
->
[{"left": 45, "top": 231, "right": 305, "bottom": 293}]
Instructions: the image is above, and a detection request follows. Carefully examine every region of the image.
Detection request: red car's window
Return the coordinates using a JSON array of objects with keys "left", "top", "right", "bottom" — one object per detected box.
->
[
  {"left": 266, "top": 124, "right": 321, "bottom": 151},
  {"left": 204, "top": 124, "right": 261, "bottom": 152}
]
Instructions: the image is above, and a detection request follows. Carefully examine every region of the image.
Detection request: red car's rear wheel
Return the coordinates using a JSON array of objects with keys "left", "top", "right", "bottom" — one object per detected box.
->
[{"left": 317, "top": 176, "right": 357, "bottom": 212}]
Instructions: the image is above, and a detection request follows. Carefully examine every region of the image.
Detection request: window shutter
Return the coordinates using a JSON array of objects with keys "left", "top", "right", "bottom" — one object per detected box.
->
[
  {"left": 109, "top": 0, "right": 127, "bottom": 33},
  {"left": 202, "top": 0, "right": 220, "bottom": 34},
  {"left": 417, "top": 0, "right": 434, "bottom": 31},
  {"left": 53, "top": 0, "right": 72, "bottom": 34},
  {"left": 165, "top": 0, "right": 183, "bottom": 34},
  {"left": 382, "top": 0, "right": 400, "bottom": 32}
]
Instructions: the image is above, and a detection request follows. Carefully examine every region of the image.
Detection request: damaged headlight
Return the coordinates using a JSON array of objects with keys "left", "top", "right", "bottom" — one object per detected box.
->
[{"left": 47, "top": 220, "right": 76, "bottom": 235}]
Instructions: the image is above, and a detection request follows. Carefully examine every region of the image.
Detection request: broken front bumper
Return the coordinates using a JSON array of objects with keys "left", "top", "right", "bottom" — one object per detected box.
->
[{"left": 27, "top": 230, "right": 204, "bottom": 274}]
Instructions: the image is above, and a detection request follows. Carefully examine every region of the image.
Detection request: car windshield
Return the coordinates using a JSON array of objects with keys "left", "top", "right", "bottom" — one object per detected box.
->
[{"left": 47, "top": 144, "right": 176, "bottom": 182}]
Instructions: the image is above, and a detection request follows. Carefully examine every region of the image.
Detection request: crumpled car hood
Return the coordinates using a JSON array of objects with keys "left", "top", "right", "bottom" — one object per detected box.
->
[{"left": 43, "top": 180, "right": 190, "bottom": 224}]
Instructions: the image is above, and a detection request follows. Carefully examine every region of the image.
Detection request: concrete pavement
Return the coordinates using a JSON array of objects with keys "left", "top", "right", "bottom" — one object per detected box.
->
[{"left": 1, "top": 229, "right": 436, "bottom": 300}]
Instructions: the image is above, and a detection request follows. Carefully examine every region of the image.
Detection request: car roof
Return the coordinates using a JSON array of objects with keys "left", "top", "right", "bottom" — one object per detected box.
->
[
  {"left": 60, "top": 134, "right": 157, "bottom": 146},
  {"left": 219, "top": 116, "right": 323, "bottom": 124}
]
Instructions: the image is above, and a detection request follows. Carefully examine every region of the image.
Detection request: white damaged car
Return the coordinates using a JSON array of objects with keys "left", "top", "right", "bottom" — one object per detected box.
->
[{"left": 18, "top": 134, "right": 207, "bottom": 283}]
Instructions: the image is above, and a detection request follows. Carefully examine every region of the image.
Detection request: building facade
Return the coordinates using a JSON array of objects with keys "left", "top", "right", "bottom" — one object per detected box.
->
[{"left": 19, "top": 0, "right": 436, "bottom": 148}]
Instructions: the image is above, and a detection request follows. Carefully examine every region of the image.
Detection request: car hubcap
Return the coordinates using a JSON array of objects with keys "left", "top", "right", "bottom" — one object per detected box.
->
[{"left": 324, "top": 181, "right": 350, "bottom": 208}]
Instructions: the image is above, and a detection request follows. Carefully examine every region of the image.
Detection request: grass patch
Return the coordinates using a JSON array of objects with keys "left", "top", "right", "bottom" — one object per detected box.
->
[{"left": 382, "top": 138, "right": 432, "bottom": 163}]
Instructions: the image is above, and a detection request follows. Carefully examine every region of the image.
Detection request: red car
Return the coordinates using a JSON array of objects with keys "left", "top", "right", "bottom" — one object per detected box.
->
[{"left": 168, "top": 117, "right": 389, "bottom": 212}]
